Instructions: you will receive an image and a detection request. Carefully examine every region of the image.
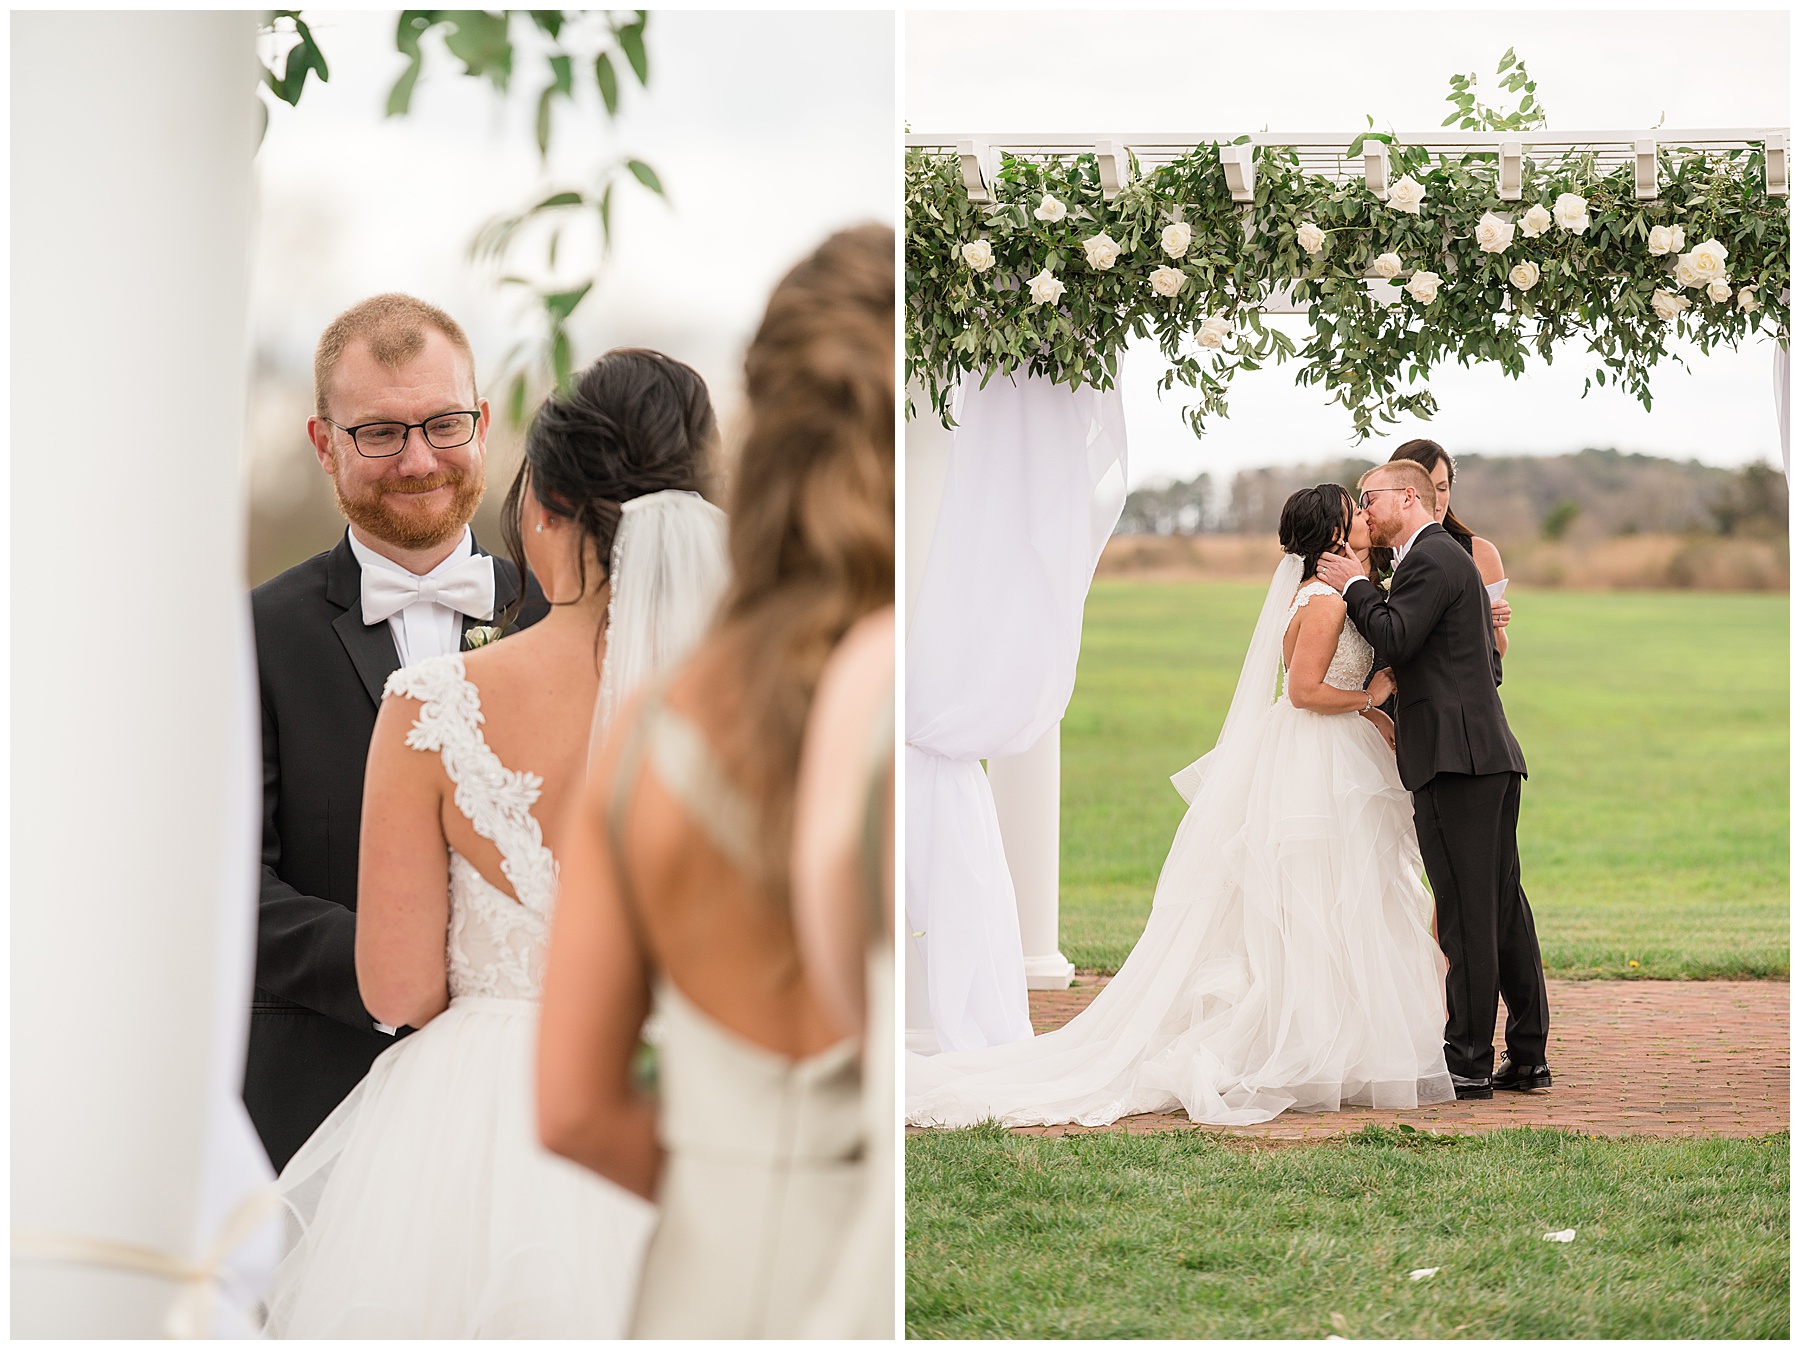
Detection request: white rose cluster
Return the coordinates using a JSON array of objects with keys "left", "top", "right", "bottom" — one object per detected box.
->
[
  {"left": 1673, "top": 238, "right": 1729, "bottom": 290},
  {"left": 1149, "top": 266, "right": 1186, "bottom": 298},
  {"left": 1160, "top": 222, "right": 1193, "bottom": 258},
  {"left": 1646, "top": 223, "right": 1686, "bottom": 257},
  {"left": 1475, "top": 211, "right": 1515, "bottom": 254},
  {"left": 1082, "top": 231, "right": 1122, "bottom": 271},
  {"left": 961, "top": 240, "right": 995, "bottom": 273},
  {"left": 1028, "top": 268, "right": 1065, "bottom": 306},
  {"left": 1195, "top": 315, "right": 1232, "bottom": 349},
  {"left": 1385, "top": 175, "right": 1426, "bottom": 215},
  {"left": 1404, "top": 270, "right": 1442, "bottom": 304},
  {"left": 1296, "top": 221, "right": 1326, "bottom": 255},
  {"left": 1033, "top": 194, "right": 1067, "bottom": 223}
]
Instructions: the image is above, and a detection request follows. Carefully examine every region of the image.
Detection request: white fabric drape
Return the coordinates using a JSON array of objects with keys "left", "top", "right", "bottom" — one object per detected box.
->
[
  {"left": 905, "top": 375, "right": 1127, "bottom": 1053},
  {"left": 1774, "top": 337, "right": 1789, "bottom": 481}
]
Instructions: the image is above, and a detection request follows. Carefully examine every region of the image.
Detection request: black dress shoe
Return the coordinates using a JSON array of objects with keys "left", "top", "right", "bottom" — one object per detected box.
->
[
  {"left": 1451, "top": 1073, "right": 1493, "bottom": 1101},
  {"left": 1493, "top": 1056, "right": 1552, "bottom": 1092}
]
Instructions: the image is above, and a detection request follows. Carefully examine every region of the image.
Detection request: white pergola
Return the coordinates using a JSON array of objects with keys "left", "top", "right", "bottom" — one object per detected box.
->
[{"left": 905, "top": 127, "right": 1789, "bottom": 1053}]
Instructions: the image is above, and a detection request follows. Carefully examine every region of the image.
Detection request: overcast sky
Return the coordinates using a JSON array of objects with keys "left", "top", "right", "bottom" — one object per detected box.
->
[
  {"left": 251, "top": 10, "right": 894, "bottom": 469},
  {"left": 906, "top": 7, "right": 1790, "bottom": 486}
]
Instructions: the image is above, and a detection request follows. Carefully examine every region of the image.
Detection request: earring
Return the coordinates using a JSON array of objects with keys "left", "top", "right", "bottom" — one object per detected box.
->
[{"left": 535, "top": 522, "right": 544, "bottom": 534}]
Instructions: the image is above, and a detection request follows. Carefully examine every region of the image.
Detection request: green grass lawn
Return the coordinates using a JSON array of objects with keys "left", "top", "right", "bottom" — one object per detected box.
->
[
  {"left": 1061, "top": 583, "right": 1788, "bottom": 980},
  {"left": 907, "top": 1125, "right": 1789, "bottom": 1339}
]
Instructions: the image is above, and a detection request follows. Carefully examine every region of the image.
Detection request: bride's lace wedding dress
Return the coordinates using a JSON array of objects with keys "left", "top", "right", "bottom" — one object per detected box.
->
[
  {"left": 907, "top": 558, "right": 1454, "bottom": 1128},
  {"left": 265, "top": 655, "right": 656, "bottom": 1336}
]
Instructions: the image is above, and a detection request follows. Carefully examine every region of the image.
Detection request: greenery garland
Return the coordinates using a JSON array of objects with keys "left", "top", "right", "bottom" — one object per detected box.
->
[{"left": 907, "top": 120, "right": 1789, "bottom": 440}]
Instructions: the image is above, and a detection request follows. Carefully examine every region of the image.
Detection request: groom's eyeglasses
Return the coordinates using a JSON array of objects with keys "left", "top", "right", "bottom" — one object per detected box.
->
[
  {"left": 325, "top": 411, "right": 481, "bottom": 458},
  {"left": 1358, "top": 487, "right": 1411, "bottom": 509}
]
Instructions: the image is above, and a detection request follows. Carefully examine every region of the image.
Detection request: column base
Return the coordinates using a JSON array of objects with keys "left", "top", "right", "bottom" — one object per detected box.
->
[{"left": 1023, "top": 951, "right": 1075, "bottom": 991}]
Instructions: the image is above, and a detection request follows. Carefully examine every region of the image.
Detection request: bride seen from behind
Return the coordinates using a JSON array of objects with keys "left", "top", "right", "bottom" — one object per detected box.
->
[
  {"left": 264, "top": 350, "right": 729, "bottom": 1337},
  {"left": 907, "top": 482, "right": 1454, "bottom": 1131}
]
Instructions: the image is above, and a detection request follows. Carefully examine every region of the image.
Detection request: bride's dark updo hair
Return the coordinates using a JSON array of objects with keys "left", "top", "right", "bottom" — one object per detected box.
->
[
  {"left": 1278, "top": 483, "right": 1354, "bottom": 581},
  {"left": 500, "top": 348, "right": 717, "bottom": 621}
]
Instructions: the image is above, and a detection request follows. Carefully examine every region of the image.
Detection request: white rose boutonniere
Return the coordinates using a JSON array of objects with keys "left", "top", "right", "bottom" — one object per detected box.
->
[
  {"left": 1552, "top": 192, "right": 1590, "bottom": 234},
  {"left": 1651, "top": 287, "right": 1690, "bottom": 322},
  {"left": 1508, "top": 260, "right": 1541, "bottom": 291},
  {"left": 1082, "top": 231, "right": 1123, "bottom": 271},
  {"left": 1028, "top": 268, "right": 1066, "bottom": 306},
  {"left": 1372, "top": 251, "right": 1403, "bottom": 279},
  {"left": 1738, "top": 286, "right": 1761, "bottom": 314},
  {"left": 1646, "top": 223, "right": 1685, "bottom": 256},
  {"left": 1195, "top": 315, "right": 1232, "bottom": 349},
  {"left": 1033, "top": 194, "right": 1067, "bottom": 223},
  {"left": 1296, "top": 221, "right": 1326, "bottom": 255},
  {"left": 1385, "top": 175, "right": 1426, "bottom": 214},
  {"left": 1707, "top": 277, "right": 1733, "bottom": 303},
  {"left": 1475, "top": 211, "right": 1515, "bottom": 254},
  {"left": 463, "top": 624, "right": 505, "bottom": 651},
  {"left": 1404, "top": 270, "right": 1442, "bottom": 304},
  {"left": 961, "top": 240, "right": 995, "bottom": 273},
  {"left": 1519, "top": 204, "right": 1553, "bottom": 238},
  {"left": 1150, "top": 266, "right": 1187, "bottom": 298},
  {"left": 1160, "top": 222, "right": 1193, "bottom": 258}
]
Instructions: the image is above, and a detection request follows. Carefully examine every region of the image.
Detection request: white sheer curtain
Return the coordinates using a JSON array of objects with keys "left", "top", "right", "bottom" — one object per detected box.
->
[
  {"left": 1774, "top": 335, "right": 1789, "bottom": 481},
  {"left": 905, "top": 375, "right": 1127, "bottom": 1053}
]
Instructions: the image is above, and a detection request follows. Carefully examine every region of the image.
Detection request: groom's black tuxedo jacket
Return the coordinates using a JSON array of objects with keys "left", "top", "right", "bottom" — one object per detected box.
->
[
  {"left": 244, "top": 530, "right": 547, "bottom": 1170},
  {"left": 1343, "top": 522, "right": 1527, "bottom": 793}
]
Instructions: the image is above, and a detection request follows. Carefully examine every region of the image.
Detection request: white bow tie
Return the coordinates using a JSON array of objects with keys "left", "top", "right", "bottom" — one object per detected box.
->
[{"left": 361, "top": 552, "right": 496, "bottom": 625}]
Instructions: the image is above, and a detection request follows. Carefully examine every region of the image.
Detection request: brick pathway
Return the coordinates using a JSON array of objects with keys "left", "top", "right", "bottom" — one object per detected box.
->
[{"left": 993, "top": 975, "right": 1788, "bottom": 1140}]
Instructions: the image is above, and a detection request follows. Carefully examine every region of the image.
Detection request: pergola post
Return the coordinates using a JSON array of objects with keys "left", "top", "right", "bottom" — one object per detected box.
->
[{"left": 987, "top": 726, "right": 1074, "bottom": 990}]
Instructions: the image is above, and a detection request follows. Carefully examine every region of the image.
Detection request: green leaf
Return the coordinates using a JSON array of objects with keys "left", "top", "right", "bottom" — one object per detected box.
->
[
  {"left": 535, "top": 84, "right": 554, "bottom": 156},
  {"left": 626, "top": 159, "right": 663, "bottom": 194},
  {"left": 543, "top": 280, "right": 594, "bottom": 321},
  {"left": 551, "top": 327, "right": 574, "bottom": 392},
  {"left": 508, "top": 371, "right": 529, "bottom": 427},
  {"left": 548, "top": 52, "right": 573, "bottom": 96},
  {"left": 530, "top": 190, "right": 584, "bottom": 212},
  {"left": 597, "top": 181, "right": 616, "bottom": 250},
  {"left": 594, "top": 51, "right": 619, "bottom": 115},
  {"left": 443, "top": 10, "right": 513, "bottom": 91},
  {"left": 528, "top": 9, "right": 562, "bottom": 39},
  {"left": 617, "top": 19, "right": 649, "bottom": 85}
]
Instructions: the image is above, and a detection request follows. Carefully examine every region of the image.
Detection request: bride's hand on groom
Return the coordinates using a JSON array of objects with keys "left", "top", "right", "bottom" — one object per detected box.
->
[{"left": 1366, "top": 667, "right": 1396, "bottom": 707}]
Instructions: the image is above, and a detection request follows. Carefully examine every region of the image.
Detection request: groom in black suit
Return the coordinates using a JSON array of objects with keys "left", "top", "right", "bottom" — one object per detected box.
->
[
  {"left": 245, "top": 294, "right": 546, "bottom": 1169},
  {"left": 1317, "top": 459, "right": 1550, "bottom": 1100}
]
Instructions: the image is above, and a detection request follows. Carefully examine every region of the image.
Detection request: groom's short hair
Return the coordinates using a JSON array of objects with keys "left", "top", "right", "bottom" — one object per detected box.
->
[
  {"left": 313, "top": 293, "right": 476, "bottom": 417},
  {"left": 1360, "top": 459, "right": 1436, "bottom": 512}
]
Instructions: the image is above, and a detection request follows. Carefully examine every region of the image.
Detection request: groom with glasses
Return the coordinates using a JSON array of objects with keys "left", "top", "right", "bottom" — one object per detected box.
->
[
  {"left": 244, "top": 293, "right": 547, "bottom": 1169},
  {"left": 1317, "top": 459, "right": 1551, "bottom": 1102}
]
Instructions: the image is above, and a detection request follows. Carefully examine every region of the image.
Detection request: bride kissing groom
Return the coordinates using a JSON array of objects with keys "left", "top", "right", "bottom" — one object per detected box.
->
[{"left": 908, "top": 463, "right": 1550, "bottom": 1130}]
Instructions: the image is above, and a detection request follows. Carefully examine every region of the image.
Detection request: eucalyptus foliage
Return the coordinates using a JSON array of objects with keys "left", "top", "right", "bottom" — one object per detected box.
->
[{"left": 908, "top": 123, "right": 1789, "bottom": 441}]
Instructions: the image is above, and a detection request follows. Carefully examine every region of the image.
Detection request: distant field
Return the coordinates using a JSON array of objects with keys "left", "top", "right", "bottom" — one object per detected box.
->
[{"left": 1059, "top": 582, "right": 1788, "bottom": 980}]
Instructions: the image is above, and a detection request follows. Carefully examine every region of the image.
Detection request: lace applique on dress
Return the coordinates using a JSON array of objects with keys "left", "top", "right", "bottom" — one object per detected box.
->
[
  {"left": 383, "top": 654, "right": 558, "bottom": 1000},
  {"left": 1279, "top": 579, "right": 1376, "bottom": 700}
]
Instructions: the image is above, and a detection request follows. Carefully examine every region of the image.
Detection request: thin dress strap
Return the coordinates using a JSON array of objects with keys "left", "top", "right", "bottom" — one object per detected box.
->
[{"left": 858, "top": 692, "right": 895, "bottom": 942}]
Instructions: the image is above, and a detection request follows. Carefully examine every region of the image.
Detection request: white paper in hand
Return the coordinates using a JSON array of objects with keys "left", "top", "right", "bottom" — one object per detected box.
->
[{"left": 1486, "top": 578, "right": 1509, "bottom": 601}]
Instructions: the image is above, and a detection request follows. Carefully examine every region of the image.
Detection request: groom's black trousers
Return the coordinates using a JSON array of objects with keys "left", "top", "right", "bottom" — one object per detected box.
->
[{"left": 1411, "top": 770, "right": 1550, "bottom": 1079}]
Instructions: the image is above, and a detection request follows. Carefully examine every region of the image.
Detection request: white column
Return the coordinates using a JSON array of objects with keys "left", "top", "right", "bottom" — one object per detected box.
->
[
  {"left": 987, "top": 723, "right": 1074, "bottom": 989},
  {"left": 12, "top": 12, "right": 272, "bottom": 1337},
  {"left": 903, "top": 386, "right": 953, "bottom": 1052}
]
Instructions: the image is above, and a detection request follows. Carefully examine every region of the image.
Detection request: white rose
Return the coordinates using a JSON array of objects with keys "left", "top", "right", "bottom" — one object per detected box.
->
[
  {"left": 1195, "top": 315, "right": 1231, "bottom": 349},
  {"left": 1296, "top": 221, "right": 1326, "bottom": 255},
  {"left": 1475, "top": 211, "right": 1515, "bottom": 254},
  {"left": 1160, "top": 221, "right": 1193, "bottom": 258},
  {"left": 1675, "top": 241, "right": 1727, "bottom": 289},
  {"left": 1385, "top": 174, "right": 1426, "bottom": 215},
  {"left": 1651, "top": 287, "right": 1690, "bottom": 322},
  {"left": 1552, "top": 192, "right": 1589, "bottom": 234},
  {"left": 1519, "top": 203, "right": 1553, "bottom": 238},
  {"left": 1707, "top": 277, "right": 1733, "bottom": 303},
  {"left": 1738, "top": 286, "right": 1761, "bottom": 314},
  {"left": 1404, "top": 269, "right": 1442, "bottom": 304},
  {"left": 1508, "top": 260, "right": 1541, "bottom": 291},
  {"left": 961, "top": 240, "right": 995, "bottom": 273},
  {"left": 1082, "top": 231, "right": 1123, "bottom": 271},
  {"left": 1371, "top": 251, "right": 1403, "bottom": 279},
  {"left": 1033, "top": 194, "right": 1067, "bottom": 223},
  {"left": 1149, "top": 266, "right": 1187, "bottom": 298},
  {"left": 1027, "top": 268, "right": 1065, "bottom": 306},
  {"left": 1646, "top": 224, "right": 1684, "bottom": 257}
]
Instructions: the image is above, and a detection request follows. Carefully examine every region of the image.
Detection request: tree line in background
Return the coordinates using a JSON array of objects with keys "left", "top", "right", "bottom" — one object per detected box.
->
[{"left": 1117, "top": 449, "right": 1788, "bottom": 544}]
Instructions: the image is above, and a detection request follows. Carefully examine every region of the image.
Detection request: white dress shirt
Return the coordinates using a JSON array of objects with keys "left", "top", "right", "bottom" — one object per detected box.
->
[
  {"left": 346, "top": 526, "right": 489, "bottom": 666},
  {"left": 1344, "top": 520, "right": 1434, "bottom": 594}
]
